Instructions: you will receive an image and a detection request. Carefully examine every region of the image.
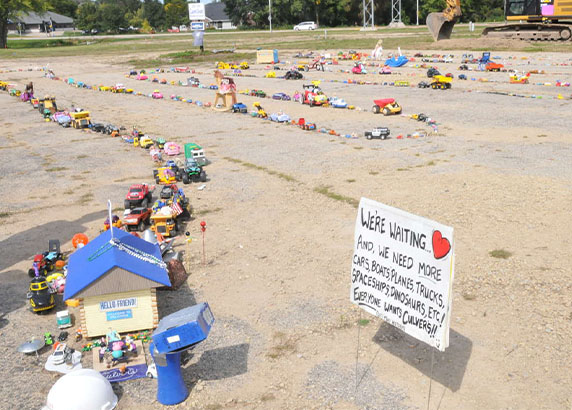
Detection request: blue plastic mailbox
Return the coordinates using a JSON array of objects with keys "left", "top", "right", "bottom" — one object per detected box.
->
[{"left": 150, "top": 302, "right": 214, "bottom": 405}]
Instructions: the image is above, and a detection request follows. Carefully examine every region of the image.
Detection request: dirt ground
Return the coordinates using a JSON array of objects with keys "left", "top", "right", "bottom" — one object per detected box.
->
[{"left": 0, "top": 47, "right": 571, "bottom": 410}]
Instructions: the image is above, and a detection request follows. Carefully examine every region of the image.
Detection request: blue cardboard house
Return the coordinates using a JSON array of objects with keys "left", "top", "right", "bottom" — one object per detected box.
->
[{"left": 64, "top": 229, "right": 171, "bottom": 337}]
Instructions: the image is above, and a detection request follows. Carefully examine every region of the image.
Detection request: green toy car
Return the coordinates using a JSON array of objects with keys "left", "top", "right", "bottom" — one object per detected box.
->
[{"left": 181, "top": 158, "right": 207, "bottom": 184}]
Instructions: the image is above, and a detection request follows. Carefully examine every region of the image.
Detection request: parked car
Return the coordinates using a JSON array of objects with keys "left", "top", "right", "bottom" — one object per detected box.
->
[{"left": 294, "top": 21, "right": 317, "bottom": 31}]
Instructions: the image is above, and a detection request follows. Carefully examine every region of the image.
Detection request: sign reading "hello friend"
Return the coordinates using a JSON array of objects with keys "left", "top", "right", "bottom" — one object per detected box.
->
[{"left": 99, "top": 297, "right": 138, "bottom": 311}]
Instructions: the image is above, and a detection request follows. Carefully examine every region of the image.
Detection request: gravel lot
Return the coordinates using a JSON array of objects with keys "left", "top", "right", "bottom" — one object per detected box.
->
[{"left": 1, "top": 48, "right": 571, "bottom": 409}]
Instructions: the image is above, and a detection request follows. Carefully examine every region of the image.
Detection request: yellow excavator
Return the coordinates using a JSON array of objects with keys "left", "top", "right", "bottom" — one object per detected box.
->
[{"left": 428, "top": 0, "right": 572, "bottom": 42}]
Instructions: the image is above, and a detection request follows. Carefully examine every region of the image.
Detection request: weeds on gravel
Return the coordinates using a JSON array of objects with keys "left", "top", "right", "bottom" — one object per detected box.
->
[
  {"left": 223, "top": 157, "right": 298, "bottom": 183},
  {"left": 0, "top": 212, "right": 10, "bottom": 219},
  {"left": 368, "top": 171, "right": 379, "bottom": 175},
  {"left": 260, "top": 393, "right": 276, "bottom": 402},
  {"left": 346, "top": 179, "right": 356, "bottom": 183},
  {"left": 267, "top": 332, "right": 298, "bottom": 359},
  {"left": 314, "top": 185, "right": 359, "bottom": 208},
  {"left": 45, "top": 167, "right": 69, "bottom": 172},
  {"left": 489, "top": 249, "right": 512, "bottom": 259},
  {"left": 196, "top": 207, "right": 222, "bottom": 216},
  {"left": 358, "top": 319, "right": 370, "bottom": 326},
  {"left": 77, "top": 193, "right": 94, "bottom": 205}
]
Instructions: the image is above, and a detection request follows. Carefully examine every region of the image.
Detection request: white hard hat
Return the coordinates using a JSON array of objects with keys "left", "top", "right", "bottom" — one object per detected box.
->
[{"left": 43, "top": 369, "right": 118, "bottom": 410}]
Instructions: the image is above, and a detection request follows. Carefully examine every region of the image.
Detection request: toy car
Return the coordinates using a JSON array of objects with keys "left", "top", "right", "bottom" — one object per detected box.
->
[
  {"left": 139, "top": 136, "right": 154, "bottom": 149},
  {"left": 427, "top": 67, "right": 440, "bottom": 78},
  {"left": 125, "top": 183, "right": 153, "bottom": 209},
  {"left": 123, "top": 207, "right": 152, "bottom": 232},
  {"left": 269, "top": 112, "right": 291, "bottom": 123},
  {"left": 365, "top": 127, "right": 390, "bottom": 140},
  {"left": 232, "top": 103, "right": 248, "bottom": 113},
  {"left": 284, "top": 70, "right": 303, "bottom": 80},
  {"left": 181, "top": 158, "right": 207, "bottom": 184},
  {"left": 90, "top": 123, "right": 105, "bottom": 132},
  {"left": 329, "top": 97, "right": 348, "bottom": 108},
  {"left": 99, "top": 86, "right": 111, "bottom": 92},
  {"left": 164, "top": 142, "right": 181, "bottom": 156},
  {"left": 70, "top": 111, "right": 91, "bottom": 129},
  {"left": 372, "top": 98, "right": 402, "bottom": 115},
  {"left": 152, "top": 90, "right": 163, "bottom": 99},
  {"left": 352, "top": 62, "right": 367, "bottom": 74},
  {"left": 27, "top": 277, "right": 56, "bottom": 314},
  {"left": 418, "top": 81, "right": 431, "bottom": 88},
  {"left": 51, "top": 343, "right": 74, "bottom": 366},
  {"left": 458, "top": 74, "right": 467, "bottom": 80},
  {"left": 301, "top": 84, "right": 327, "bottom": 106},
  {"left": 272, "top": 93, "right": 291, "bottom": 101},
  {"left": 57, "top": 310, "right": 72, "bottom": 329},
  {"left": 160, "top": 184, "right": 179, "bottom": 200},
  {"left": 379, "top": 66, "right": 392, "bottom": 75},
  {"left": 187, "top": 77, "right": 200, "bottom": 87},
  {"left": 112, "top": 84, "right": 126, "bottom": 93},
  {"left": 394, "top": 81, "right": 410, "bottom": 87},
  {"left": 184, "top": 143, "right": 208, "bottom": 166},
  {"left": 486, "top": 62, "right": 504, "bottom": 72},
  {"left": 154, "top": 167, "right": 179, "bottom": 185}
]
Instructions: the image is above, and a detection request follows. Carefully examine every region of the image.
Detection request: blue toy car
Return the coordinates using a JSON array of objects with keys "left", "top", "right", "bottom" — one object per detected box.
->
[
  {"left": 272, "top": 92, "right": 291, "bottom": 101},
  {"left": 269, "top": 112, "right": 291, "bottom": 123},
  {"left": 232, "top": 103, "right": 248, "bottom": 113}
]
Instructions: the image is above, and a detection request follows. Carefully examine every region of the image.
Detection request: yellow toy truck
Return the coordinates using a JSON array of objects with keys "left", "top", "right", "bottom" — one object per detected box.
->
[
  {"left": 150, "top": 207, "right": 180, "bottom": 237},
  {"left": 431, "top": 75, "right": 452, "bottom": 90},
  {"left": 70, "top": 111, "right": 91, "bottom": 129}
]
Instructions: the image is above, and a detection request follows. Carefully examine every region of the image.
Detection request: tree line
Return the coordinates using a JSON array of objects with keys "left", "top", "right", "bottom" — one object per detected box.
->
[{"left": 222, "top": 0, "right": 504, "bottom": 28}]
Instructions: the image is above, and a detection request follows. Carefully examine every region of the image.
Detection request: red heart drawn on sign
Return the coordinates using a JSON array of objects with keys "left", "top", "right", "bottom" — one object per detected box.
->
[{"left": 432, "top": 230, "right": 451, "bottom": 260}]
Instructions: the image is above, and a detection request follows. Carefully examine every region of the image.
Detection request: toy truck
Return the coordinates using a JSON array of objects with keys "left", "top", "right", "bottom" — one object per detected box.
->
[
  {"left": 150, "top": 207, "right": 180, "bottom": 237},
  {"left": 27, "top": 276, "right": 56, "bottom": 313},
  {"left": 139, "top": 136, "right": 154, "bottom": 149},
  {"left": 123, "top": 207, "right": 152, "bottom": 231},
  {"left": 154, "top": 167, "right": 180, "bottom": 185},
  {"left": 124, "top": 183, "right": 153, "bottom": 209},
  {"left": 372, "top": 98, "right": 402, "bottom": 115},
  {"left": 70, "top": 111, "right": 91, "bottom": 129},
  {"left": 38, "top": 97, "right": 57, "bottom": 117},
  {"left": 184, "top": 143, "right": 208, "bottom": 166},
  {"left": 180, "top": 158, "right": 207, "bottom": 184},
  {"left": 430, "top": 75, "right": 452, "bottom": 90},
  {"left": 365, "top": 127, "right": 390, "bottom": 140}
]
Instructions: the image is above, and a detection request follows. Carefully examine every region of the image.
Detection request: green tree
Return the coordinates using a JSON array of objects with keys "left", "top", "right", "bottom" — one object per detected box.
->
[
  {"left": 76, "top": 2, "right": 99, "bottom": 32},
  {"left": 142, "top": 0, "right": 165, "bottom": 29},
  {"left": 164, "top": 0, "right": 187, "bottom": 28},
  {"left": 97, "top": 2, "right": 127, "bottom": 32},
  {"left": 47, "top": 0, "right": 77, "bottom": 18},
  {"left": 0, "top": 0, "right": 47, "bottom": 48}
]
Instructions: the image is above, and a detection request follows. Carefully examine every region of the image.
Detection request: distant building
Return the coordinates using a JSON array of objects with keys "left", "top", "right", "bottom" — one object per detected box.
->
[
  {"left": 8, "top": 11, "right": 74, "bottom": 34},
  {"left": 205, "top": 2, "right": 236, "bottom": 30}
]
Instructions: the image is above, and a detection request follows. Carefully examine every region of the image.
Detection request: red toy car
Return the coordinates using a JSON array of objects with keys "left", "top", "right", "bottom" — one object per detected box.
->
[
  {"left": 486, "top": 62, "right": 504, "bottom": 72},
  {"left": 124, "top": 183, "right": 153, "bottom": 209},
  {"left": 123, "top": 207, "right": 152, "bottom": 232}
]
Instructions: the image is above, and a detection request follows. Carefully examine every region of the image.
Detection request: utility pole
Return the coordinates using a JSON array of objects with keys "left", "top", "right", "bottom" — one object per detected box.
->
[
  {"left": 269, "top": 0, "right": 272, "bottom": 32},
  {"left": 416, "top": 0, "right": 419, "bottom": 25}
]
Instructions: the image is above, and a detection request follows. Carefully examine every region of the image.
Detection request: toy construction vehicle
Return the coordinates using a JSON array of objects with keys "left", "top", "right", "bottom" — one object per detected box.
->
[
  {"left": 38, "top": 97, "right": 57, "bottom": 117},
  {"left": 70, "top": 111, "right": 91, "bottom": 129},
  {"left": 150, "top": 207, "right": 181, "bottom": 237},
  {"left": 430, "top": 75, "right": 452, "bottom": 90},
  {"left": 139, "top": 136, "right": 154, "bottom": 149},
  {"left": 253, "top": 102, "right": 267, "bottom": 118},
  {"left": 372, "top": 98, "right": 402, "bottom": 115},
  {"left": 0, "top": 81, "right": 8, "bottom": 91}
]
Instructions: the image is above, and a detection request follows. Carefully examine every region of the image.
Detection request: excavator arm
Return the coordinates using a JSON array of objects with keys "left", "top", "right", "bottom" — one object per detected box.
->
[{"left": 427, "top": 0, "right": 462, "bottom": 41}]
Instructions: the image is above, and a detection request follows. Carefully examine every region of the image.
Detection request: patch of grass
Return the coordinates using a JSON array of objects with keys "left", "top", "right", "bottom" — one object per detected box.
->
[
  {"left": 112, "top": 207, "right": 124, "bottom": 212},
  {"left": 358, "top": 319, "right": 370, "bottom": 326},
  {"left": 489, "top": 249, "right": 512, "bottom": 259},
  {"left": 267, "top": 332, "right": 297, "bottom": 359},
  {"left": 426, "top": 160, "right": 436, "bottom": 166},
  {"left": 368, "top": 171, "right": 379, "bottom": 175},
  {"left": 260, "top": 392, "right": 276, "bottom": 402},
  {"left": 223, "top": 157, "right": 298, "bottom": 183},
  {"left": 77, "top": 193, "right": 94, "bottom": 205},
  {"left": 196, "top": 207, "right": 222, "bottom": 216},
  {"left": 346, "top": 179, "right": 356, "bottom": 183},
  {"left": 462, "top": 290, "right": 476, "bottom": 301},
  {"left": 81, "top": 170, "right": 91, "bottom": 174},
  {"left": 128, "top": 50, "right": 255, "bottom": 68},
  {"left": 313, "top": 185, "right": 359, "bottom": 208},
  {"left": 353, "top": 146, "right": 363, "bottom": 150},
  {"left": 113, "top": 175, "right": 148, "bottom": 183},
  {"left": 45, "top": 166, "right": 68, "bottom": 172},
  {"left": 0, "top": 212, "right": 11, "bottom": 219},
  {"left": 397, "top": 167, "right": 409, "bottom": 171},
  {"left": 77, "top": 154, "right": 88, "bottom": 159},
  {"left": 63, "top": 188, "right": 74, "bottom": 195},
  {"left": 204, "top": 405, "right": 223, "bottom": 410}
]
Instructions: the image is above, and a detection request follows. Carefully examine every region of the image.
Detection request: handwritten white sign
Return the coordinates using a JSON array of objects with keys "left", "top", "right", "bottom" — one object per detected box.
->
[
  {"left": 188, "top": 3, "right": 206, "bottom": 20},
  {"left": 350, "top": 198, "right": 455, "bottom": 351},
  {"left": 99, "top": 297, "right": 137, "bottom": 311}
]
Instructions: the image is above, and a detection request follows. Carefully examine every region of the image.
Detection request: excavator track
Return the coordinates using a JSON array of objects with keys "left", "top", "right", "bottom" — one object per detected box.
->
[{"left": 482, "top": 23, "right": 572, "bottom": 41}]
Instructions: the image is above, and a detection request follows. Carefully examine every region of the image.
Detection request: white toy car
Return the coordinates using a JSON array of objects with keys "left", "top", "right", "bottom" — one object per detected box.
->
[
  {"left": 329, "top": 97, "right": 348, "bottom": 109},
  {"left": 364, "top": 127, "right": 390, "bottom": 140}
]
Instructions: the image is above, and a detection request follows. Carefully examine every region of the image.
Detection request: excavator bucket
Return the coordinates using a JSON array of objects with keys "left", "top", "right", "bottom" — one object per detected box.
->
[{"left": 427, "top": 12, "right": 457, "bottom": 41}]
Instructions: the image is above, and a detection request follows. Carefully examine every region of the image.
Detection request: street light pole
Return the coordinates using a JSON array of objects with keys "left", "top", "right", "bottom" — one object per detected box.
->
[
  {"left": 269, "top": 0, "right": 272, "bottom": 32},
  {"left": 416, "top": 0, "right": 419, "bottom": 25}
]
